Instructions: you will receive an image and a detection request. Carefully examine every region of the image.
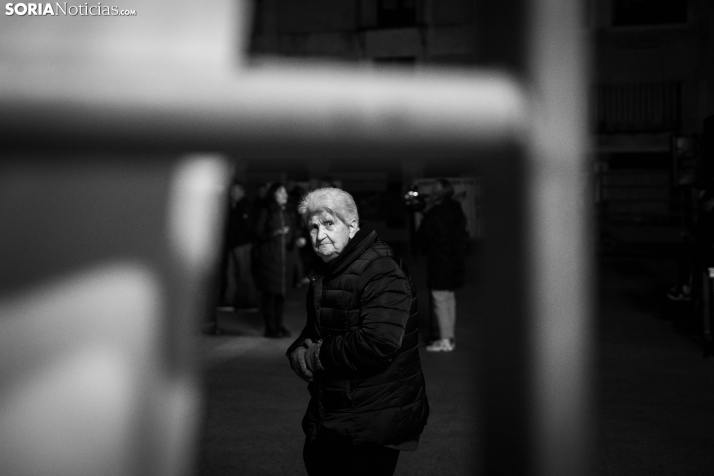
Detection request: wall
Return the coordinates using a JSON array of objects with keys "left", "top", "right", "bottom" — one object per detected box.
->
[{"left": 250, "top": 0, "right": 479, "bottom": 63}]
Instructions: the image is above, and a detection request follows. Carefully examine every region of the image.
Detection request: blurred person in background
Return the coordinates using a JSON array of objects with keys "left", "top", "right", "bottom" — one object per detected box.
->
[
  {"left": 253, "top": 182, "right": 301, "bottom": 338},
  {"left": 287, "top": 187, "right": 429, "bottom": 476},
  {"left": 288, "top": 183, "right": 312, "bottom": 287},
  {"left": 219, "top": 179, "right": 259, "bottom": 311},
  {"left": 254, "top": 181, "right": 271, "bottom": 210},
  {"left": 417, "top": 178, "right": 468, "bottom": 352}
]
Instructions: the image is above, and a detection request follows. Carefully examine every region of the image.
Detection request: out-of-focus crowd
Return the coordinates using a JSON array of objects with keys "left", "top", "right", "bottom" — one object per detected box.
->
[{"left": 215, "top": 178, "right": 339, "bottom": 338}]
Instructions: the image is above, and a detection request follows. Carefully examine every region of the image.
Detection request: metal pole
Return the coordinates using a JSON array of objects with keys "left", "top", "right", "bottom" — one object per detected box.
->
[{"left": 525, "top": 0, "right": 593, "bottom": 474}]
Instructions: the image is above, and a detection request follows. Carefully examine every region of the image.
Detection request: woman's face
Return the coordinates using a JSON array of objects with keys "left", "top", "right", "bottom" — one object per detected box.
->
[
  {"left": 308, "top": 211, "right": 358, "bottom": 263},
  {"left": 275, "top": 186, "right": 288, "bottom": 206}
]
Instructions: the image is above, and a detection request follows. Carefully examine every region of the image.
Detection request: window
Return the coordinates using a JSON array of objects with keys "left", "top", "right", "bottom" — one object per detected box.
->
[
  {"left": 378, "top": 0, "right": 416, "bottom": 28},
  {"left": 612, "top": 0, "right": 687, "bottom": 26},
  {"left": 595, "top": 82, "right": 681, "bottom": 133}
]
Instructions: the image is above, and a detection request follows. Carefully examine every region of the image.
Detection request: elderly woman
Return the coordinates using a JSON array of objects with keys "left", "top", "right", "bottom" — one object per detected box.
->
[{"left": 286, "top": 187, "right": 429, "bottom": 476}]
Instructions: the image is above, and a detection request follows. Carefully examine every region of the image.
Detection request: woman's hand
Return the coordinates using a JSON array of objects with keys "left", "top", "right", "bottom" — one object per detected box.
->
[
  {"left": 274, "top": 226, "right": 290, "bottom": 236},
  {"left": 304, "top": 338, "right": 323, "bottom": 374},
  {"left": 290, "top": 345, "right": 313, "bottom": 382}
]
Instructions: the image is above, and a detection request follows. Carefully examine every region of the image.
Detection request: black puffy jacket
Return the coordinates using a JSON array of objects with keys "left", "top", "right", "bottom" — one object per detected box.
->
[{"left": 287, "top": 225, "right": 429, "bottom": 447}]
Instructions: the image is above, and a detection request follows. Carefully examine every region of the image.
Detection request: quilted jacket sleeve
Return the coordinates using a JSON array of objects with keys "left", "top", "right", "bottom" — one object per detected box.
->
[{"left": 319, "top": 257, "right": 411, "bottom": 373}]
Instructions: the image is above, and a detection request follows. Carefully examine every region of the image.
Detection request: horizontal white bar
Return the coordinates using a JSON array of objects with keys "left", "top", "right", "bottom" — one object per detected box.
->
[{"left": 0, "top": 61, "right": 528, "bottom": 150}]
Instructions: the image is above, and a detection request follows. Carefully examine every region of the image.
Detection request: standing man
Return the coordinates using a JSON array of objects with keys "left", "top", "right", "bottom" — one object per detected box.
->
[
  {"left": 417, "top": 178, "right": 468, "bottom": 352},
  {"left": 222, "top": 179, "right": 259, "bottom": 311}
]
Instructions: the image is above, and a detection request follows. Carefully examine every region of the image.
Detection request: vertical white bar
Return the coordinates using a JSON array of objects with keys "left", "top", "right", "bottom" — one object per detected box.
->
[
  {"left": 526, "top": 0, "right": 592, "bottom": 474},
  {"left": 159, "top": 155, "right": 230, "bottom": 476}
]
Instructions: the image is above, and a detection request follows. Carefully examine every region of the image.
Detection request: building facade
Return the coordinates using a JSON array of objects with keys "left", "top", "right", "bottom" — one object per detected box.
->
[{"left": 248, "top": 0, "right": 714, "bottom": 242}]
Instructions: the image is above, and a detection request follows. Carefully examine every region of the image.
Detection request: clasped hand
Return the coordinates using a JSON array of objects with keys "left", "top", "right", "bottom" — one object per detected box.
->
[
  {"left": 290, "top": 338, "right": 321, "bottom": 382},
  {"left": 274, "top": 226, "right": 290, "bottom": 236}
]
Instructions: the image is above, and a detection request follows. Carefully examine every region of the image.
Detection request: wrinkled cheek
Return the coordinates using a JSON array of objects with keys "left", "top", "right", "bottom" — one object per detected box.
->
[{"left": 316, "top": 244, "right": 333, "bottom": 255}]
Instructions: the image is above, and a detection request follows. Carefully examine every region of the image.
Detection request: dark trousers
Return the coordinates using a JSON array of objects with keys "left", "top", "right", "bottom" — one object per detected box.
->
[
  {"left": 303, "top": 433, "right": 400, "bottom": 476},
  {"left": 261, "top": 292, "right": 285, "bottom": 333},
  {"left": 226, "top": 244, "right": 259, "bottom": 309}
]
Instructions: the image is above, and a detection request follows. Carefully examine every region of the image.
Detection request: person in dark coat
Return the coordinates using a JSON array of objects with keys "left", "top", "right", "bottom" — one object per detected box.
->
[
  {"left": 416, "top": 178, "right": 468, "bottom": 352},
  {"left": 253, "top": 182, "right": 302, "bottom": 338},
  {"left": 287, "top": 187, "right": 429, "bottom": 476},
  {"left": 221, "top": 180, "right": 259, "bottom": 310}
]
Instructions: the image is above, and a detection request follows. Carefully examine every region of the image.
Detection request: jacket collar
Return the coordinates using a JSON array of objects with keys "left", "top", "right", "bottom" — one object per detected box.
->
[{"left": 312, "top": 223, "right": 377, "bottom": 277}]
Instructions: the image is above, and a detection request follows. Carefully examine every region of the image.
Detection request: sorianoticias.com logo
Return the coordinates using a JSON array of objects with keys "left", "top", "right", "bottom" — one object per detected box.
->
[{"left": 5, "top": 3, "right": 137, "bottom": 16}]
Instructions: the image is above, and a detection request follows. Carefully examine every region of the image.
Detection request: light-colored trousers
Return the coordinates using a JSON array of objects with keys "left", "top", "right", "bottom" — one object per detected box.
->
[{"left": 431, "top": 289, "right": 456, "bottom": 341}]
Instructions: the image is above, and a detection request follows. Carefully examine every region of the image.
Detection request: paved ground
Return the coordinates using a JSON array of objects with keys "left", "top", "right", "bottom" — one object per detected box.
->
[
  {"left": 193, "top": 246, "right": 714, "bottom": 476},
  {"left": 591, "top": 250, "right": 714, "bottom": 475}
]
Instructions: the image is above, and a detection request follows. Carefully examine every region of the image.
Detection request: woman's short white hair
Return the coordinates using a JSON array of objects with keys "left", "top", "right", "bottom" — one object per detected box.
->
[{"left": 298, "top": 187, "right": 359, "bottom": 225}]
